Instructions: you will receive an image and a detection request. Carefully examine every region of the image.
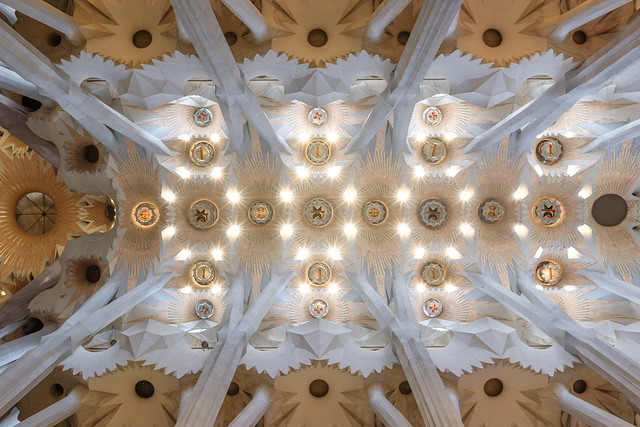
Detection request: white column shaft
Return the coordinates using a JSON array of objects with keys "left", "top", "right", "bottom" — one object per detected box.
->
[
  {"left": 551, "top": 0, "right": 630, "bottom": 42},
  {"left": 18, "top": 385, "right": 87, "bottom": 427},
  {"left": 552, "top": 384, "right": 634, "bottom": 427},
  {"left": 365, "top": 0, "right": 412, "bottom": 44},
  {"left": 228, "top": 386, "right": 271, "bottom": 427},
  {"left": 0, "top": 0, "right": 83, "bottom": 44},
  {"left": 366, "top": 384, "right": 412, "bottom": 427},
  {"left": 220, "top": 0, "right": 269, "bottom": 43}
]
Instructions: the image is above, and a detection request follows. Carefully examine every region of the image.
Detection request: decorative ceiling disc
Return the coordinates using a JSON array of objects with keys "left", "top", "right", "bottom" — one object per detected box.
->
[
  {"left": 192, "top": 261, "right": 216, "bottom": 286},
  {"left": 248, "top": 201, "right": 273, "bottom": 225},
  {"left": 304, "top": 198, "right": 333, "bottom": 227},
  {"left": 308, "top": 107, "right": 328, "bottom": 126},
  {"left": 423, "top": 298, "right": 443, "bottom": 317},
  {"left": 422, "top": 139, "right": 447, "bottom": 165},
  {"left": 478, "top": 199, "right": 505, "bottom": 224},
  {"left": 133, "top": 202, "right": 158, "bottom": 227},
  {"left": 422, "top": 262, "right": 446, "bottom": 286},
  {"left": 418, "top": 198, "right": 446, "bottom": 228},
  {"left": 307, "top": 261, "right": 331, "bottom": 286},
  {"left": 536, "top": 260, "right": 562, "bottom": 286},
  {"left": 535, "top": 138, "right": 563, "bottom": 165},
  {"left": 309, "top": 298, "right": 329, "bottom": 318},
  {"left": 193, "top": 107, "right": 213, "bottom": 127},
  {"left": 15, "top": 192, "right": 56, "bottom": 235},
  {"left": 422, "top": 106, "right": 442, "bottom": 126},
  {"left": 195, "top": 299, "right": 214, "bottom": 319},
  {"left": 363, "top": 200, "right": 388, "bottom": 225},
  {"left": 534, "top": 197, "right": 563, "bottom": 227},
  {"left": 190, "top": 141, "right": 215, "bottom": 166},
  {"left": 189, "top": 199, "right": 218, "bottom": 229},
  {"left": 305, "top": 139, "right": 331, "bottom": 165}
]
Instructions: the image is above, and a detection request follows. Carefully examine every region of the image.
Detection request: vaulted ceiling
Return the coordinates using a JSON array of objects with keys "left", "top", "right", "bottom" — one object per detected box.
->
[{"left": 1, "top": 0, "right": 640, "bottom": 426}]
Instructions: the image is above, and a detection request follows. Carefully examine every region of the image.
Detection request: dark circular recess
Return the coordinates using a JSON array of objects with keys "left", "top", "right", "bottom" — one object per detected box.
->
[
  {"left": 307, "top": 29, "right": 328, "bottom": 48},
  {"left": 573, "top": 379, "right": 587, "bottom": 394},
  {"left": 483, "top": 378, "right": 503, "bottom": 396},
  {"left": 201, "top": 341, "right": 209, "bottom": 350},
  {"left": 572, "top": 30, "right": 587, "bottom": 45},
  {"left": 105, "top": 204, "right": 116, "bottom": 222},
  {"left": 309, "top": 379, "right": 329, "bottom": 397},
  {"left": 47, "top": 33, "right": 62, "bottom": 47},
  {"left": 85, "top": 264, "right": 101, "bottom": 283},
  {"left": 132, "top": 30, "right": 152, "bottom": 49},
  {"left": 227, "top": 382, "right": 240, "bottom": 396},
  {"left": 224, "top": 32, "right": 238, "bottom": 46},
  {"left": 21, "top": 96, "right": 42, "bottom": 112},
  {"left": 482, "top": 29, "right": 502, "bottom": 47},
  {"left": 110, "top": 339, "right": 117, "bottom": 346},
  {"left": 592, "top": 194, "right": 627, "bottom": 227},
  {"left": 22, "top": 317, "right": 44, "bottom": 335},
  {"left": 397, "top": 31, "right": 410, "bottom": 46},
  {"left": 84, "top": 144, "right": 100, "bottom": 163},
  {"left": 398, "top": 381, "right": 412, "bottom": 395},
  {"left": 50, "top": 383, "right": 64, "bottom": 397},
  {"left": 135, "top": 380, "right": 155, "bottom": 398}
]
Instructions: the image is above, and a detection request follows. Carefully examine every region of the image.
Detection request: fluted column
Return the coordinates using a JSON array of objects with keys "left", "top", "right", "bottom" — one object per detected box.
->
[
  {"left": 0, "top": 0, "right": 84, "bottom": 45},
  {"left": 176, "top": 270, "right": 292, "bottom": 426},
  {"left": 365, "top": 0, "right": 412, "bottom": 44},
  {"left": 18, "top": 384, "right": 88, "bottom": 427},
  {"left": 220, "top": 0, "right": 270, "bottom": 43},
  {"left": 228, "top": 385, "right": 271, "bottom": 427},
  {"left": 366, "top": 383, "right": 412, "bottom": 427},
  {"left": 550, "top": 0, "right": 630, "bottom": 43},
  {"left": 551, "top": 383, "right": 634, "bottom": 427},
  {"left": 0, "top": 273, "right": 169, "bottom": 415}
]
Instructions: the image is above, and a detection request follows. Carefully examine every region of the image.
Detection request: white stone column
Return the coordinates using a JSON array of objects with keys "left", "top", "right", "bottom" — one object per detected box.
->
[
  {"left": 18, "top": 384, "right": 88, "bottom": 427},
  {"left": 220, "top": 0, "right": 270, "bottom": 43},
  {"left": 175, "top": 270, "right": 292, "bottom": 426},
  {"left": 177, "top": 385, "right": 194, "bottom": 420},
  {"left": 228, "top": 385, "right": 271, "bottom": 427},
  {"left": 365, "top": 0, "right": 412, "bottom": 44},
  {"left": 551, "top": 0, "right": 630, "bottom": 43},
  {"left": 366, "top": 383, "right": 413, "bottom": 427},
  {"left": 0, "top": 0, "right": 84, "bottom": 45},
  {"left": 0, "top": 273, "right": 169, "bottom": 416},
  {"left": 551, "top": 383, "right": 634, "bottom": 427},
  {"left": 0, "top": 323, "right": 56, "bottom": 368}
]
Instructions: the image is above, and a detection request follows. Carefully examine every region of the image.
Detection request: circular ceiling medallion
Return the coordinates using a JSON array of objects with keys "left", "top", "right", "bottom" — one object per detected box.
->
[
  {"left": 363, "top": 200, "right": 388, "bottom": 226},
  {"left": 193, "top": 107, "right": 213, "bottom": 127},
  {"left": 535, "top": 260, "right": 562, "bottom": 286},
  {"left": 421, "top": 139, "right": 447, "bottom": 165},
  {"left": 248, "top": 201, "right": 273, "bottom": 225},
  {"left": 423, "top": 298, "right": 443, "bottom": 317},
  {"left": 309, "top": 298, "right": 329, "bottom": 318},
  {"left": 534, "top": 197, "right": 564, "bottom": 227},
  {"left": 305, "top": 139, "right": 331, "bottom": 165},
  {"left": 309, "top": 379, "right": 329, "bottom": 397},
  {"left": 133, "top": 202, "right": 158, "bottom": 227},
  {"left": 189, "top": 199, "right": 218, "bottom": 229},
  {"left": 308, "top": 107, "right": 328, "bottom": 126},
  {"left": 535, "top": 138, "right": 563, "bottom": 165},
  {"left": 592, "top": 194, "right": 627, "bottom": 227},
  {"left": 192, "top": 261, "right": 216, "bottom": 287},
  {"left": 307, "top": 261, "right": 331, "bottom": 286},
  {"left": 422, "top": 106, "right": 442, "bottom": 126},
  {"left": 307, "top": 29, "right": 328, "bottom": 48},
  {"left": 478, "top": 199, "right": 505, "bottom": 224},
  {"left": 15, "top": 192, "right": 56, "bottom": 235},
  {"left": 189, "top": 141, "right": 215, "bottom": 166},
  {"left": 304, "top": 198, "right": 333, "bottom": 227},
  {"left": 418, "top": 198, "right": 446, "bottom": 228},
  {"left": 422, "top": 261, "right": 446, "bottom": 286},
  {"left": 195, "top": 299, "right": 214, "bottom": 319}
]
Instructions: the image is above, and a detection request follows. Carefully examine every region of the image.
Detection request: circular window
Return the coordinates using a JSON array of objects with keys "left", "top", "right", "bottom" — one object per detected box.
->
[{"left": 15, "top": 192, "right": 56, "bottom": 235}]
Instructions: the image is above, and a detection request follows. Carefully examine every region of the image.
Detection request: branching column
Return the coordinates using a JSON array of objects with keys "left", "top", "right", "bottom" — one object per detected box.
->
[
  {"left": 18, "top": 385, "right": 89, "bottom": 427},
  {"left": 366, "top": 383, "right": 413, "bottom": 427},
  {"left": 551, "top": 383, "right": 634, "bottom": 427},
  {"left": 228, "top": 385, "right": 272, "bottom": 427}
]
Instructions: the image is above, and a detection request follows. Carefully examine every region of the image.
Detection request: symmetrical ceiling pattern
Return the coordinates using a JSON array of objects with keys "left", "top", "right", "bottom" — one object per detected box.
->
[{"left": 1, "top": 0, "right": 640, "bottom": 426}]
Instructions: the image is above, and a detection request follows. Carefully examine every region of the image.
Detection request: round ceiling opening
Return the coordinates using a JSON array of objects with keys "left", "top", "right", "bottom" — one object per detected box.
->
[
  {"left": 482, "top": 29, "right": 502, "bottom": 47},
  {"left": 308, "top": 29, "right": 328, "bottom": 47},
  {"left": 132, "top": 30, "right": 152, "bottom": 49},
  {"left": 591, "top": 194, "right": 627, "bottom": 226},
  {"left": 15, "top": 192, "right": 56, "bottom": 235},
  {"left": 309, "top": 379, "right": 329, "bottom": 397},
  {"left": 483, "top": 378, "right": 503, "bottom": 396},
  {"left": 135, "top": 380, "right": 155, "bottom": 398}
]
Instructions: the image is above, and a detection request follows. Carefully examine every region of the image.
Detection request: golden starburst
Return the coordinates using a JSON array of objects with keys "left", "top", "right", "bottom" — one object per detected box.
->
[{"left": 63, "top": 125, "right": 107, "bottom": 173}]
